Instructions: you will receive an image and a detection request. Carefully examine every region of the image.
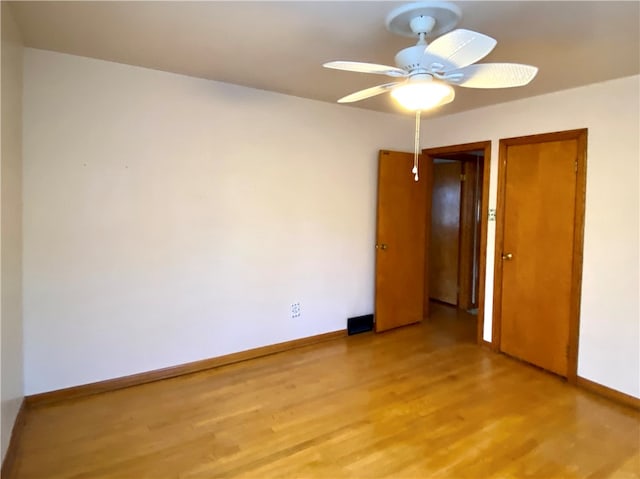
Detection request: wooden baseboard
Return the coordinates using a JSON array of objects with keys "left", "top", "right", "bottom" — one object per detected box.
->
[
  {"left": 577, "top": 376, "right": 640, "bottom": 410},
  {"left": 26, "top": 329, "right": 347, "bottom": 408},
  {"left": 428, "top": 298, "right": 458, "bottom": 308},
  {"left": 479, "top": 339, "right": 493, "bottom": 349},
  {"left": 1, "top": 399, "right": 27, "bottom": 478}
]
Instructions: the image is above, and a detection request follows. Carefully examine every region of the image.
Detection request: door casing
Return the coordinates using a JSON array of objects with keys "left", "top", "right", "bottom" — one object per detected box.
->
[
  {"left": 423, "top": 141, "right": 491, "bottom": 345},
  {"left": 492, "top": 129, "right": 588, "bottom": 383}
]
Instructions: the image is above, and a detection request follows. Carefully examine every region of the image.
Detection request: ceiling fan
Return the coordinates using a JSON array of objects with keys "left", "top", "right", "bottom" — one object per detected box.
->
[
  {"left": 323, "top": 1, "right": 538, "bottom": 181},
  {"left": 323, "top": 1, "right": 538, "bottom": 112}
]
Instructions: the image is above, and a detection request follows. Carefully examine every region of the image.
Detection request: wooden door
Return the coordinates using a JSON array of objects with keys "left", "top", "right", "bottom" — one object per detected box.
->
[
  {"left": 375, "top": 150, "right": 430, "bottom": 332},
  {"left": 429, "top": 161, "right": 461, "bottom": 306},
  {"left": 495, "top": 130, "right": 587, "bottom": 378}
]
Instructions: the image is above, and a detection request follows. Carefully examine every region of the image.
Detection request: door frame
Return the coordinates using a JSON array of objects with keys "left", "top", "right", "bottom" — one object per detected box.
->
[
  {"left": 422, "top": 141, "right": 491, "bottom": 346},
  {"left": 492, "top": 129, "right": 588, "bottom": 383},
  {"left": 458, "top": 156, "right": 483, "bottom": 311}
]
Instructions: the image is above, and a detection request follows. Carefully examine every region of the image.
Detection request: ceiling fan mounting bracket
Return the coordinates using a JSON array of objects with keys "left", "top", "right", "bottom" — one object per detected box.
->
[{"left": 385, "top": 1, "right": 461, "bottom": 38}]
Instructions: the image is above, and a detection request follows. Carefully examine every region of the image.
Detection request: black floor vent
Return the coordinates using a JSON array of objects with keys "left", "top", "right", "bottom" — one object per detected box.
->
[{"left": 347, "top": 314, "right": 374, "bottom": 335}]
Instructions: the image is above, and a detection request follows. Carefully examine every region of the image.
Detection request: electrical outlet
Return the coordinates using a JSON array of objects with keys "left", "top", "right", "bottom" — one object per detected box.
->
[{"left": 291, "top": 302, "right": 301, "bottom": 319}]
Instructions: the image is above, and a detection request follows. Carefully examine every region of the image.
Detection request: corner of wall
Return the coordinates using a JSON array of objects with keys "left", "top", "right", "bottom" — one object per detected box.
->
[{"left": 1, "top": 0, "right": 25, "bottom": 463}]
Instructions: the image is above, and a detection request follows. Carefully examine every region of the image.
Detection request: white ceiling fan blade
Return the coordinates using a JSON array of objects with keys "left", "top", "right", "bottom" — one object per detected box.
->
[
  {"left": 443, "top": 63, "right": 538, "bottom": 89},
  {"left": 337, "top": 82, "right": 401, "bottom": 103},
  {"left": 424, "top": 29, "right": 497, "bottom": 72},
  {"left": 323, "top": 61, "right": 408, "bottom": 78}
]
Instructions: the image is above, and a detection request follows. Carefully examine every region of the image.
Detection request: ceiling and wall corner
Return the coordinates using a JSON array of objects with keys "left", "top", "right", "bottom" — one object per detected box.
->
[
  {"left": 8, "top": 1, "right": 640, "bottom": 117},
  {"left": 0, "top": 1, "right": 24, "bottom": 463}
]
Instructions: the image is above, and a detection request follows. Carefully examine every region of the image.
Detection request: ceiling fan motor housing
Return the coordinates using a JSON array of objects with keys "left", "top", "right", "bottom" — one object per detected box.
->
[{"left": 395, "top": 44, "right": 429, "bottom": 73}]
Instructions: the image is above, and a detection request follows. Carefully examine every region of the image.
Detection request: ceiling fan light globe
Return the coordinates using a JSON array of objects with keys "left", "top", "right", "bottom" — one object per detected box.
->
[{"left": 390, "top": 81, "right": 455, "bottom": 111}]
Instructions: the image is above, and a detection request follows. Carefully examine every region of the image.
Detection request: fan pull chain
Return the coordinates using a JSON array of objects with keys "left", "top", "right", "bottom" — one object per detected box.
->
[{"left": 412, "top": 110, "right": 421, "bottom": 182}]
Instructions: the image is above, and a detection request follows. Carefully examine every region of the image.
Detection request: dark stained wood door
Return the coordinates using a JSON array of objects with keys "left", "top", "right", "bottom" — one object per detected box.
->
[
  {"left": 375, "top": 150, "right": 430, "bottom": 332},
  {"left": 496, "top": 131, "right": 586, "bottom": 377},
  {"left": 429, "top": 161, "right": 461, "bottom": 306}
]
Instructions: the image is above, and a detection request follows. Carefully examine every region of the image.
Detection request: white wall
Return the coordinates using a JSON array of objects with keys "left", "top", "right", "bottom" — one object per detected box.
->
[
  {"left": 422, "top": 75, "right": 640, "bottom": 398},
  {"left": 22, "top": 48, "right": 418, "bottom": 395},
  {"left": 22, "top": 48, "right": 639, "bottom": 400},
  {"left": 0, "top": 2, "right": 24, "bottom": 462}
]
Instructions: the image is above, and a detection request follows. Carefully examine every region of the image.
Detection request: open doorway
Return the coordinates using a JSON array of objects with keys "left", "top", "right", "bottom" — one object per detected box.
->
[{"left": 422, "top": 142, "right": 491, "bottom": 345}]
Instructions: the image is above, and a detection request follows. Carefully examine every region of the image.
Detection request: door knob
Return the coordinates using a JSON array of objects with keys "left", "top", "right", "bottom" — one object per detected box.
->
[{"left": 502, "top": 252, "right": 513, "bottom": 260}]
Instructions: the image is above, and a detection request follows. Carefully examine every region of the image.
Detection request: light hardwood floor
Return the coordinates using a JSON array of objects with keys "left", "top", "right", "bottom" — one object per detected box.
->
[{"left": 8, "top": 303, "right": 640, "bottom": 478}]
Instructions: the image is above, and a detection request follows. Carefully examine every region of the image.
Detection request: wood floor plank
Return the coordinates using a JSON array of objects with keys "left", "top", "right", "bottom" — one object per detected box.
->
[{"left": 9, "top": 303, "right": 640, "bottom": 479}]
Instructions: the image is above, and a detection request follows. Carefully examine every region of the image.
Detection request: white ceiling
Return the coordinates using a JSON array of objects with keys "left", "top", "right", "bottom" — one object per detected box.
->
[{"left": 9, "top": 1, "right": 640, "bottom": 118}]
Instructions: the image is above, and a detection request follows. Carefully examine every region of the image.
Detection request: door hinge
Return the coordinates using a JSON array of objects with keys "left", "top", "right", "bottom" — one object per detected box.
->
[{"left": 460, "top": 174, "right": 466, "bottom": 182}]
